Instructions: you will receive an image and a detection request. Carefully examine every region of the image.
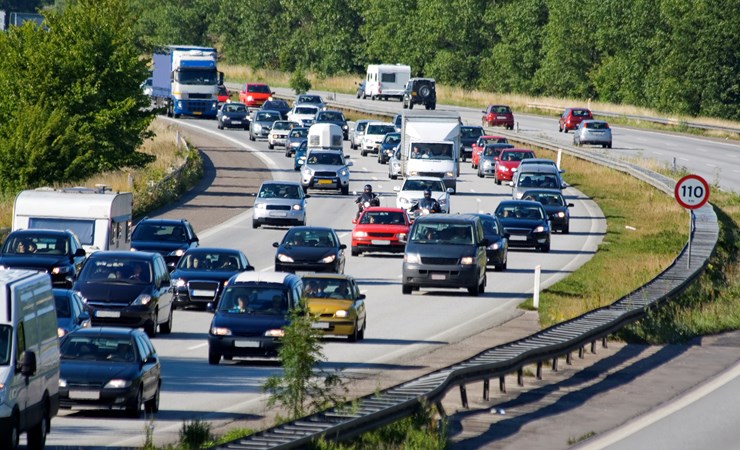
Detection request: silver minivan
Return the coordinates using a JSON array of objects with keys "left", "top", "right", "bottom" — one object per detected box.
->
[{"left": 510, "top": 164, "right": 566, "bottom": 199}]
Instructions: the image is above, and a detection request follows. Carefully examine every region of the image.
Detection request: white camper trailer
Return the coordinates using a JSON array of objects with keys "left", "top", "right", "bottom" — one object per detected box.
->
[
  {"left": 364, "top": 64, "right": 411, "bottom": 101},
  {"left": 12, "top": 187, "right": 134, "bottom": 253}
]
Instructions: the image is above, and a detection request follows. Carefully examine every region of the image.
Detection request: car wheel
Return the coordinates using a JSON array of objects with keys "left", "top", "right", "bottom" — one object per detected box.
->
[
  {"left": 539, "top": 242, "right": 551, "bottom": 253},
  {"left": 159, "top": 307, "right": 173, "bottom": 334},
  {"left": 351, "top": 246, "right": 361, "bottom": 257},
  {"left": 371, "top": 94, "right": 376, "bottom": 101},
  {"left": 402, "top": 284, "right": 412, "bottom": 295},
  {"left": 208, "top": 349, "right": 221, "bottom": 365},
  {"left": 285, "top": 150, "right": 291, "bottom": 157},
  {"left": 358, "top": 319, "right": 366, "bottom": 340},
  {"left": 467, "top": 284, "right": 479, "bottom": 296},
  {"left": 563, "top": 224, "right": 570, "bottom": 234},
  {"left": 341, "top": 186, "right": 349, "bottom": 195},
  {"left": 461, "top": 154, "right": 466, "bottom": 162},
  {"left": 477, "top": 170, "right": 484, "bottom": 178},
  {"left": 252, "top": 219, "right": 260, "bottom": 229},
  {"left": 1, "top": 412, "right": 19, "bottom": 450},
  {"left": 217, "top": 122, "right": 223, "bottom": 130},
  {"left": 145, "top": 310, "right": 158, "bottom": 338},
  {"left": 249, "top": 133, "right": 255, "bottom": 141},
  {"left": 431, "top": 103, "right": 436, "bottom": 110},
  {"left": 26, "top": 402, "right": 48, "bottom": 450},
  {"left": 607, "top": 143, "right": 612, "bottom": 149},
  {"left": 558, "top": 124, "right": 563, "bottom": 132},
  {"left": 126, "top": 387, "right": 143, "bottom": 418},
  {"left": 268, "top": 142, "right": 274, "bottom": 149},
  {"left": 403, "top": 100, "right": 408, "bottom": 109},
  {"left": 174, "top": 113, "right": 181, "bottom": 119},
  {"left": 356, "top": 91, "right": 361, "bottom": 99},
  {"left": 495, "top": 177, "right": 502, "bottom": 185},
  {"left": 348, "top": 321, "right": 359, "bottom": 342},
  {"left": 144, "top": 381, "right": 160, "bottom": 414},
  {"left": 479, "top": 274, "right": 487, "bottom": 293},
  {"left": 244, "top": 125, "right": 249, "bottom": 131},
  {"left": 563, "top": 127, "right": 568, "bottom": 134}
]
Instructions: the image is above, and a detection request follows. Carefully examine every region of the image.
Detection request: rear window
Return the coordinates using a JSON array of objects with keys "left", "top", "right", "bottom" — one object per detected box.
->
[
  {"left": 247, "top": 84, "right": 271, "bottom": 94},
  {"left": 572, "top": 109, "right": 592, "bottom": 117},
  {"left": 491, "top": 106, "right": 511, "bottom": 114},
  {"left": 218, "top": 285, "right": 288, "bottom": 315},
  {"left": 461, "top": 127, "right": 484, "bottom": 138},
  {"left": 585, "top": 121, "right": 609, "bottom": 130}
]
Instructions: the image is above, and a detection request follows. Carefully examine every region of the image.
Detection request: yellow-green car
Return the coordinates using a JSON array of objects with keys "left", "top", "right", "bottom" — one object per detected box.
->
[{"left": 301, "top": 274, "right": 367, "bottom": 342}]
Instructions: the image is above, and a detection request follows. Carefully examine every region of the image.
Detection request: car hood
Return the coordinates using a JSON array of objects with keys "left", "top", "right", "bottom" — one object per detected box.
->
[
  {"left": 221, "top": 111, "right": 248, "bottom": 119},
  {"left": 0, "top": 254, "right": 70, "bottom": 269},
  {"left": 497, "top": 161, "right": 521, "bottom": 169},
  {"left": 498, "top": 217, "right": 547, "bottom": 230},
  {"left": 131, "top": 241, "right": 187, "bottom": 254},
  {"left": 353, "top": 224, "right": 409, "bottom": 234},
  {"left": 212, "top": 313, "right": 288, "bottom": 334},
  {"left": 307, "top": 298, "right": 354, "bottom": 315},
  {"left": 61, "top": 360, "right": 138, "bottom": 383},
  {"left": 170, "top": 269, "right": 238, "bottom": 283},
  {"left": 405, "top": 243, "right": 474, "bottom": 259},
  {"left": 253, "top": 120, "right": 274, "bottom": 128},
  {"left": 278, "top": 246, "right": 336, "bottom": 261},
  {"left": 74, "top": 281, "right": 149, "bottom": 303},
  {"left": 398, "top": 191, "right": 446, "bottom": 201},
  {"left": 543, "top": 205, "right": 568, "bottom": 215},
  {"left": 255, "top": 198, "right": 304, "bottom": 207},
  {"left": 305, "top": 164, "right": 347, "bottom": 172}
]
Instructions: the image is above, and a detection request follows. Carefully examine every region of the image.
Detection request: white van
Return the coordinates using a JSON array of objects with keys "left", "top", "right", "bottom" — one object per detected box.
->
[
  {"left": 308, "top": 123, "right": 344, "bottom": 151},
  {"left": 363, "top": 64, "right": 411, "bottom": 101},
  {"left": 13, "top": 186, "right": 134, "bottom": 254},
  {"left": 0, "top": 270, "right": 60, "bottom": 450}
]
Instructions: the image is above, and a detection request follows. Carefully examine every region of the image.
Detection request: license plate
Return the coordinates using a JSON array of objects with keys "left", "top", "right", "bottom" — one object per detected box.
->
[
  {"left": 270, "top": 212, "right": 288, "bottom": 217},
  {"left": 232, "top": 120, "right": 241, "bottom": 125},
  {"left": 431, "top": 273, "right": 447, "bottom": 280},
  {"left": 69, "top": 390, "right": 100, "bottom": 400},
  {"left": 192, "top": 289, "right": 215, "bottom": 297},
  {"left": 311, "top": 322, "right": 331, "bottom": 329},
  {"left": 509, "top": 235, "right": 527, "bottom": 241},
  {"left": 95, "top": 310, "right": 120, "bottom": 318},
  {"left": 193, "top": 111, "right": 202, "bottom": 115},
  {"left": 317, "top": 179, "right": 333, "bottom": 185},
  {"left": 234, "top": 340, "right": 260, "bottom": 348},
  {"left": 497, "top": 115, "right": 508, "bottom": 119},
  {"left": 371, "top": 240, "right": 391, "bottom": 245}
]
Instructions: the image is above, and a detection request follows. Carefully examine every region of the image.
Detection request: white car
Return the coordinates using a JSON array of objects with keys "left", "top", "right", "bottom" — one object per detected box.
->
[
  {"left": 393, "top": 176, "right": 453, "bottom": 213},
  {"left": 360, "top": 122, "right": 396, "bottom": 157},
  {"left": 388, "top": 146, "right": 402, "bottom": 180},
  {"left": 268, "top": 120, "right": 298, "bottom": 149},
  {"left": 287, "top": 104, "right": 319, "bottom": 127}
]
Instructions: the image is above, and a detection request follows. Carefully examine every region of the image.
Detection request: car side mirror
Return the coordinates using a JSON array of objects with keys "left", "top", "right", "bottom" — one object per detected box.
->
[
  {"left": 272, "top": 242, "right": 280, "bottom": 248},
  {"left": 74, "top": 248, "right": 86, "bottom": 257},
  {"left": 446, "top": 188, "right": 454, "bottom": 194},
  {"left": 567, "top": 203, "right": 574, "bottom": 208},
  {"left": 339, "top": 244, "right": 347, "bottom": 250},
  {"left": 144, "top": 355, "right": 158, "bottom": 365},
  {"left": 346, "top": 161, "right": 353, "bottom": 166},
  {"left": 358, "top": 294, "right": 366, "bottom": 300},
  {"left": 304, "top": 194, "right": 311, "bottom": 198},
  {"left": 561, "top": 183, "right": 568, "bottom": 189},
  {"left": 20, "top": 351, "right": 37, "bottom": 377},
  {"left": 78, "top": 312, "right": 90, "bottom": 323},
  {"left": 246, "top": 265, "right": 255, "bottom": 271},
  {"left": 559, "top": 169, "right": 566, "bottom": 173}
]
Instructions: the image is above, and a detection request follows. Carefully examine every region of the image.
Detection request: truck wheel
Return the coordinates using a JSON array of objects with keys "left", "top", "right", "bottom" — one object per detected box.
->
[
  {"left": 26, "top": 401, "right": 48, "bottom": 450},
  {"left": 431, "top": 103, "right": 436, "bottom": 110},
  {"left": 1, "top": 412, "right": 19, "bottom": 450}
]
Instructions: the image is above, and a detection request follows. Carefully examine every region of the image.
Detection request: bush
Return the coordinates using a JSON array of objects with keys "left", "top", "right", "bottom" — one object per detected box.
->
[{"left": 290, "top": 69, "right": 312, "bottom": 95}]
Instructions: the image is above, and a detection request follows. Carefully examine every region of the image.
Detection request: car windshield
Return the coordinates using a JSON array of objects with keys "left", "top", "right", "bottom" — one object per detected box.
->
[
  {"left": 272, "top": 121, "right": 293, "bottom": 130},
  {"left": 307, "top": 153, "right": 343, "bottom": 165},
  {"left": 256, "top": 112, "right": 280, "bottom": 122},
  {"left": 54, "top": 294, "right": 71, "bottom": 318},
  {"left": 572, "top": 109, "right": 591, "bottom": 117},
  {"left": 218, "top": 286, "right": 288, "bottom": 315},
  {"left": 265, "top": 101, "right": 287, "bottom": 109},
  {"left": 479, "top": 216, "right": 501, "bottom": 235},
  {"left": 318, "top": 112, "right": 345, "bottom": 122},
  {"left": 78, "top": 257, "right": 152, "bottom": 283},
  {"left": 247, "top": 84, "right": 271, "bottom": 93},
  {"left": 410, "top": 223, "right": 474, "bottom": 245},
  {"left": 499, "top": 151, "right": 534, "bottom": 162},
  {"left": 302, "top": 277, "right": 353, "bottom": 300},
  {"left": 367, "top": 125, "right": 395, "bottom": 135},
  {"left": 403, "top": 179, "right": 445, "bottom": 192},
  {"left": 409, "top": 143, "right": 453, "bottom": 160},
  {"left": 258, "top": 184, "right": 301, "bottom": 199},
  {"left": 384, "top": 134, "right": 401, "bottom": 144},
  {"left": 0, "top": 325, "right": 10, "bottom": 365},
  {"left": 177, "top": 252, "right": 244, "bottom": 271},
  {"left": 481, "top": 137, "right": 508, "bottom": 145},
  {"left": 299, "top": 95, "right": 321, "bottom": 104},
  {"left": 496, "top": 204, "right": 545, "bottom": 220},
  {"left": 295, "top": 106, "right": 318, "bottom": 115},
  {"left": 518, "top": 174, "right": 559, "bottom": 189},
  {"left": 283, "top": 229, "right": 336, "bottom": 247},
  {"left": 360, "top": 211, "right": 406, "bottom": 225},
  {"left": 483, "top": 146, "right": 503, "bottom": 157},
  {"left": 224, "top": 104, "right": 246, "bottom": 113},
  {"left": 175, "top": 68, "right": 218, "bottom": 85},
  {"left": 523, "top": 192, "right": 565, "bottom": 206},
  {"left": 1, "top": 233, "right": 70, "bottom": 256},
  {"left": 132, "top": 223, "right": 188, "bottom": 243},
  {"left": 290, "top": 128, "right": 308, "bottom": 138},
  {"left": 461, "top": 127, "right": 484, "bottom": 138},
  {"left": 61, "top": 336, "right": 137, "bottom": 362}
]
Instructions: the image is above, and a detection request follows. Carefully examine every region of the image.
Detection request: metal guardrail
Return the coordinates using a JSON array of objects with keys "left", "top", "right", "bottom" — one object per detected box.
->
[{"left": 212, "top": 100, "right": 720, "bottom": 450}]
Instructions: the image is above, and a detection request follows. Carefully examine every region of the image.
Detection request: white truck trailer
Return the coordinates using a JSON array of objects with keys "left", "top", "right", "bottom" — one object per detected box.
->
[
  {"left": 12, "top": 186, "right": 134, "bottom": 253},
  {"left": 400, "top": 112, "right": 462, "bottom": 192}
]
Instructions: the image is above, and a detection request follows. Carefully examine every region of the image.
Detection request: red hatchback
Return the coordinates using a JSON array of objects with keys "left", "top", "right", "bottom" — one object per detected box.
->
[
  {"left": 351, "top": 207, "right": 410, "bottom": 256},
  {"left": 239, "top": 83, "right": 273, "bottom": 107},
  {"left": 494, "top": 148, "right": 536, "bottom": 185},
  {"left": 559, "top": 108, "right": 593, "bottom": 133},
  {"left": 482, "top": 104, "right": 515, "bottom": 129},
  {"left": 471, "top": 135, "right": 509, "bottom": 169}
]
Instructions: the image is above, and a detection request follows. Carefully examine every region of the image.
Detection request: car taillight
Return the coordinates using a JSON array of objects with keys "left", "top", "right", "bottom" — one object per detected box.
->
[{"left": 604, "top": 124, "right": 610, "bottom": 129}]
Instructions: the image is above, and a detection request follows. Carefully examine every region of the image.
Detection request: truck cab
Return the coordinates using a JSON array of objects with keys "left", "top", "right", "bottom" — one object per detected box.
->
[{"left": 400, "top": 112, "right": 461, "bottom": 193}]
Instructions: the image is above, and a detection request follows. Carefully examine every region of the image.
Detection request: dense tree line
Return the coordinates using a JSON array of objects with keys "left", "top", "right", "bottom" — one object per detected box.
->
[{"left": 132, "top": 0, "right": 738, "bottom": 120}]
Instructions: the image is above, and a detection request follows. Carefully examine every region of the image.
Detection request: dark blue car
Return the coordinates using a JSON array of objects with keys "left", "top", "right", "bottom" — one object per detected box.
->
[{"left": 494, "top": 200, "right": 551, "bottom": 252}]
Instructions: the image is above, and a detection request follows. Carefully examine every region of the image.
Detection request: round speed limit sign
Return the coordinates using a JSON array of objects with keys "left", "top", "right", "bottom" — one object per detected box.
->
[{"left": 675, "top": 174, "right": 710, "bottom": 210}]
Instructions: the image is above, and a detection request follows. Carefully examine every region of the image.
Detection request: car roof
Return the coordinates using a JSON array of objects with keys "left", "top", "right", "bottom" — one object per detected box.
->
[
  {"left": 405, "top": 176, "right": 445, "bottom": 182},
  {"left": 481, "top": 135, "right": 507, "bottom": 139},
  {"left": 89, "top": 250, "right": 157, "bottom": 260},
  {"left": 521, "top": 189, "right": 564, "bottom": 196},
  {"left": 68, "top": 326, "right": 140, "bottom": 338},
  {"left": 498, "top": 200, "right": 545, "bottom": 208},
  {"left": 517, "top": 163, "right": 560, "bottom": 173},
  {"left": 414, "top": 214, "right": 480, "bottom": 225},
  {"left": 287, "top": 226, "right": 335, "bottom": 233},
  {"left": 361, "top": 207, "right": 407, "bottom": 213},
  {"left": 299, "top": 273, "right": 355, "bottom": 282},
  {"left": 521, "top": 158, "right": 556, "bottom": 164},
  {"left": 183, "top": 247, "right": 242, "bottom": 255},
  {"left": 9, "top": 229, "right": 71, "bottom": 237},
  {"left": 137, "top": 218, "right": 187, "bottom": 225},
  {"left": 257, "top": 109, "right": 281, "bottom": 115},
  {"left": 247, "top": 83, "right": 269, "bottom": 87},
  {"left": 261, "top": 180, "right": 302, "bottom": 187},
  {"left": 232, "top": 271, "right": 298, "bottom": 285}
]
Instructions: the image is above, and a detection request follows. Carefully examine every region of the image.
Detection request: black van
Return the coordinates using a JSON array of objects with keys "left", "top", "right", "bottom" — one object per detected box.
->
[
  {"left": 402, "top": 215, "right": 488, "bottom": 296},
  {"left": 207, "top": 272, "right": 303, "bottom": 364}
]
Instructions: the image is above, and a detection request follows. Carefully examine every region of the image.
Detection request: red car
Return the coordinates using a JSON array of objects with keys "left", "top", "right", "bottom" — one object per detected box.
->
[
  {"left": 351, "top": 207, "right": 410, "bottom": 256},
  {"left": 559, "top": 108, "right": 593, "bottom": 133},
  {"left": 471, "top": 135, "right": 509, "bottom": 169},
  {"left": 239, "top": 83, "right": 273, "bottom": 107},
  {"left": 217, "top": 85, "right": 229, "bottom": 104},
  {"left": 482, "top": 104, "right": 515, "bottom": 129},
  {"left": 494, "top": 148, "right": 536, "bottom": 185}
]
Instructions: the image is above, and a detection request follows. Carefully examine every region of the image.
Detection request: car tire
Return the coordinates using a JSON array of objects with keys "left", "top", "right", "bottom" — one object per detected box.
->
[
  {"left": 145, "top": 310, "right": 158, "bottom": 338},
  {"left": 174, "top": 113, "right": 181, "bottom": 119},
  {"left": 477, "top": 171, "right": 484, "bottom": 178},
  {"left": 217, "top": 123, "right": 223, "bottom": 130},
  {"left": 563, "top": 224, "right": 570, "bottom": 234},
  {"left": 467, "top": 284, "right": 479, "bottom": 296},
  {"left": 144, "top": 381, "right": 160, "bottom": 414},
  {"left": 402, "top": 284, "right": 412, "bottom": 295},
  {"left": 159, "top": 307, "right": 173, "bottom": 334},
  {"left": 341, "top": 186, "right": 349, "bottom": 195},
  {"left": 539, "top": 242, "right": 551, "bottom": 253},
  {"left": 249, "top": 133, "right": 255, "bottom": 141},
  {"left": 348, "top": 321, "right": 359, "bottom": 342},
  {"left": 26, "top": 402, "right": 48, "bottom": 450},
  {"left": 360, "top": 149, "right": 366, "bottom": 156},
  {"left": 358, "top": 319, "right": 366, "bottom": 340},
  {"left": 252, "top": 219, "right": 260, "bottom": 229},
  {"left": 431, "top": 103, "right": 436, "bottom": 110},
  {"left": 403, "top": 100, "right": 408, "bottom": 109},
  {"left": 244, "top": 125, "right": 249, "bottom": 131},
  {"left": 208, "top": 350, "right": 220, "bottom": 365},
  {"left": 1, "top": 412, "right": 19, "bottom": 450},
  {"left": 371, "top": 94, "right": 376, "bottom": 101},
  {"left": 351, "top": 246, "right": 361, "bottom": 257},
  {"left": 607, "top": 143, "right": 612, "bottom": 149},
  {"left": 563, "top": 127, "right": 568, "bottom": 134},
  {"left": 126, "top": 387, "right": 143, "bottom": 418}
]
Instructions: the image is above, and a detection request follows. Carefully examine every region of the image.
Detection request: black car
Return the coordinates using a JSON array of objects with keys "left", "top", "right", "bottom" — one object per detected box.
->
[
  {"left": 261, "top": 99, "right": 291, "bottom": 119},
  {"left": 59, "top": 327, "right": 161, "bottom": 418},
  {"left": 0, "top": 229, "right": 86, "bottom": 287},
  {"left": 73, "top": 251, "right": 175, "bottom": 337},
  {"left": 130, "top": 218, "right": 199, "bottom": 270},
  {"left": 54, "top": 288, "right": 91, "bottom": 338},
  {"left": 470, "top": 214, "right": 508, "bottom": 271},
  {"left": 273, "top": 226, "right": 346, "bottom": 274},
  {"left": 521, "top": 189, "right": 574, "bottom": 233},
  {"left": 217, "top": 102, "right": 249, "bottom": 130},
  {"left": 401, "top": 214, "right": 488, "bottom": 296},
  {"left": 314, "top": 110, "right": 349, "bottom": 140},
  {"left": 170, "top": 247, "right": 254, "bottom": 310},
  {"left": 207, "top": 271, "right": 303, "bottom": 363},
  {"left": 378, "top": 132, "right": 401, "bottom": 164},
  {"left": 460, "top": 125, "right": 484, "bottom": 162},
  {"left": 403, "top": 78, "right": 436, "bottom": 110},
  {"left": 494, "top": 200, "right": 551, "bottom": 252}
]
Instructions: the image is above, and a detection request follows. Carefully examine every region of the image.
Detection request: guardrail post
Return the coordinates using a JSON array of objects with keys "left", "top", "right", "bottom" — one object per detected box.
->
[
  {"left": 536, "top": 361, "right": 543, "bottom": 379},
  {"left": 566, "top": 352, "right": 572, "bottom": 365},
  {"left": 579, "top": 346, "right": 585, "bottom": 359},
  {"left": 556, "top": 150, "right": 562, "bottom": 171},
  {"left": 602, "top": 337, "right": 608, "bottom": 348},
  {"left": 517, "top": 368, "right": 524, "bottom": 386},
  {"left": 499, "top": 376, "right": 506, "bottom": 393},
  {"left": 533, "top": 265, "right": 542, "bottom": 309},
  {"left": 591, "top": 340, "right": 597, "bottom": 353},
  {"left": 483, "top": 379, "right": 490, "bottom": 401},
  {"left": 551, "top": 357, "right": 559, "bottom": 372},
  {"left": 460, "top": 385, "right": 469, "bottom": 409}
]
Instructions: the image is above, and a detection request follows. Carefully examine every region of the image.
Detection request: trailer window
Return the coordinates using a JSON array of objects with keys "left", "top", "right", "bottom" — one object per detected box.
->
[
  {"left": 381, "top": 73, "right": 396, "bottom": 83},
  {"left": 28, "top": 218, "right": 94, "bottom": 246}
]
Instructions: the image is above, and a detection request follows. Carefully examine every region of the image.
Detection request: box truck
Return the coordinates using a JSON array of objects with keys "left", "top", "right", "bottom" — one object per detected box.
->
[{"left": 400, "top": 112, "right": 462, "bottom": 192}]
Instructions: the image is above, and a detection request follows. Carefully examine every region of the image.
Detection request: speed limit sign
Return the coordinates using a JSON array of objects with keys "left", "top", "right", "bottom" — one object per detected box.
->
[{"left": 675, "top": 174, "right": 710, "bottom": 210}]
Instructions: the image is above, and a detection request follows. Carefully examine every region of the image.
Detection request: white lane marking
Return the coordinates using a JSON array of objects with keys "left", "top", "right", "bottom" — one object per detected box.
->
[
  {"left": 679, "top": 157, "right": 690, "bottom": 161},
  {"left": 362, "top": 167, "right": 368, "bottom": 172},
  {"left": 654, "top": 152, "right": 664, "bottom": 155},
  {"left": 706, "top": 163, "right": 717, "bottom": 168},
  {"left": 187, "top": 343, "right": 207, "bottom": 350},
  {"left": 372, "top": 176, "right": 378, "bottom": 180},
  {"left": 470, "top": 188, "right": 476, "bottom": 193}
]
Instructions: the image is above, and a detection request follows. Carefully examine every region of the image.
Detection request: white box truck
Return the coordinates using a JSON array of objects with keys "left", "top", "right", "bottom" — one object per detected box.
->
[
  {"left": 12, "top": 186, "right": 134, "bottom": 254},
  {"left": 400, "top": 112, "right": 462, "bottom": 192},
  {"left": 363, "top": 64, "right": 411, "bottom": 101},
  {"left": 0, "top": 270, "right": 60, "bottom": 450}
]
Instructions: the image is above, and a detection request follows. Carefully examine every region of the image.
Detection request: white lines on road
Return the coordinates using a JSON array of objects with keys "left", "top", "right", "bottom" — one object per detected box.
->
[
  {"left": 372, "top": 176, "right": 378, "bottom": 181},
  {"left": 706, "top": 163, "right": 717, "bottom": 168},
  {"left": 679, "top": 157, "right": 690, "bottom": 162},
  {"left": 470, "top": 188, "right": 476, "bottom": 193},
  {"left": 187, "top": 343, "right": 207, "bottom": 351}
]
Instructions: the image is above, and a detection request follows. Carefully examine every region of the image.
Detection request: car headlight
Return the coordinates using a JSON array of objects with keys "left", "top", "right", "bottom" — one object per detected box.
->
[
  {"left": 439, "top": 198, "right": 447, "bottom": 205},
  {"left": 211, "top": 326, "right": 231, "bottom": 336},
  {"left": 556, "top": 211, "right": 566, "bottom": 218},
  {"left": 501, "top": 166, "right": 509, "bottom": 172},
  {"left": 104, "top": 379, "right": 132, "bottom": 389},
  {"left": 57, "top": 327, "right": 66, "bottom": 338},
  {"left": 173, "top": 249, "right": 185, "bottom": 257},
  {"left": 397, "top": 232, "right": 407, "bottom": 240},
  {"left": 253, "top": 124, "right": 262, "bottom": 132},
  {"left": 130, "top": 247, "right": 137, "bottom": 252},
  {"left": 0, "top": 265, "right": 7, "bottom": 270},
  {"left": 460, "top": 256, "right": 474, "bottom": 265},
  {"left": 409, "top": 171, "right": 418, "bottom": 176},
  {"left": 132, "top": 294, "right": 152, "bottom": 305},
  {"left": 302, "top": 167, "right": 313, "bottom": 176},
  {"left": 483, "top": 160, "right": 492, "bottom": 167},
  {"left": 339, "top": 169, "right": 348, "bottom": 177},
  {"left": 51, "top": 266, "right": 71, "bottom": 275},
  {"left": 335, "top": 310, "right": 348, "bottom": 318},
  {"left": 177, "top": 101, "right": 182, "bottom": 108},
  {"left": 353, "top": 231, "right": 368, "bottom": 238},
  {"left": 277, "top": 253, "right": 294, "bottom": 263},
  {"left": 292, "top": 204, "right": 303, "bottom": 210},
  {"left": 321, "top": 254, "right": 336, "bottom": 263},
  {"left": 211, "top": 101, "right": 217, "bottom": 109},
  {"left": 264, "top": 329, "right": 284, "bottom": 337},
  {"left": 342, "top": 125, "right": 348, "bottom": 130},
  {"left": 247, "top": 95, "right": 254, "bottom": 102},
  {"left": 173, "top": 278, "right": 187, "bottom": 287},
  {"left": 404, "top": 254, "right": 421, "bottom": 263},
  {"left": 255, "top": 202, "right": 267, "bottom": 209},
  {"left": 58, "top": 379, "right": 67, "bottom": 388},
  {"left": 488, "top": 242, "right": 501, "bottom": 250},
  {"left": 399, "top": 197, "right": 409, "bottom": 205},
  {"left": 446, "top": 171, "right": 454, "bottom": 177},
  {"left": 534, "top": 226, "right": 545, "bottom": 233}
]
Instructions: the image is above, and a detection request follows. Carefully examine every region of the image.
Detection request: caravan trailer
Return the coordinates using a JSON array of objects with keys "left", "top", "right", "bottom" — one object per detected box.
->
[
  {"left": 363, "top": 64, "right": 411, "bottom": 101},
  {"left": 12, "top": 187, "right": 134, "bottom": 254}
]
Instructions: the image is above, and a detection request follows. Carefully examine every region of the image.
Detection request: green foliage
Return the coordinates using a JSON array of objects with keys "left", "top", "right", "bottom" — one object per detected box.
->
[
  {"left": 262, "top": 301, "right": 346, "bottom": 420},
  {"left": 179, "top": 419, "right": 213, "bottom": 450},
  {"left": 290, "top": 69, "right": 312, "bottom": 94}
]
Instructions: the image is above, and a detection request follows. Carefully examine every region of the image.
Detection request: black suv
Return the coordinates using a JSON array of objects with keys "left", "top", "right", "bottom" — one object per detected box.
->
[
  {"left": 402, "top": 214, "right": 488, "bottom": 296},
  {"left": 131, "top": 218, "right": 199, "bottom": 270},
  {"left": 73, "top": 250, "right": 174, "bottom": 337},
  {"left": 403, "top": 78, "right": 436, "bottom": 110},
  {"left": 0, "top": 229, "right": 86, "bottom": 287}
]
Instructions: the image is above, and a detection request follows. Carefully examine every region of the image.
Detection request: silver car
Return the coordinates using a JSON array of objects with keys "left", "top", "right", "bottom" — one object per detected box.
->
[
  {"left": 252, "top": 181, "right": 308, "bottom": 229},
  {"left": 360, "top": 123, "right": 396, "bottom": 156},
  {"left": 388, "top": 146, "right": 402, "bottom": 180},
  {"left": 350, "top": 119, "right": 379, "bottom": 150},
  {"left": 249, "top": 110, "right": 281, "bottom": 141},
  {"left": 300, "top": 150, "right": 353, "bottom": 195},
  {"left": 287, "top": 105, "right": 319, "bottom": 127},
  {"left": 477, "top": 143, "right": 514, "bottom": 178},
  {"left": 573, "top": 120, "right": 612, "bottom": 148}
]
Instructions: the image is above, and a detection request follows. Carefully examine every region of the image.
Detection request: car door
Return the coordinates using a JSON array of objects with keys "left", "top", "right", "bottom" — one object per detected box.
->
[
  {"left": 135, "top": 335, "right": 159, "bottom": 400},
  {"left": 154, "top": 256, "right": 173, "bottom": 323},
  {"left": 351, "top": 279, "right": 366, "bottom": 328}
]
